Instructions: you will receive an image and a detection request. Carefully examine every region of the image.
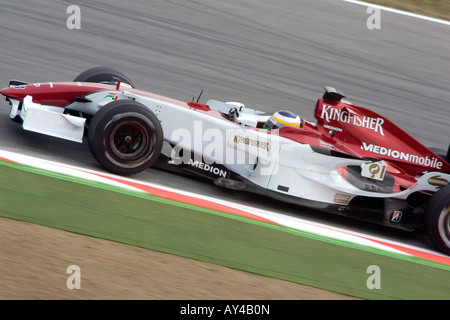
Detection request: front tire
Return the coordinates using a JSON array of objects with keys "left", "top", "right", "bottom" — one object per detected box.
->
[
  {"left": 88, "top": 100, "right": 163, "bottom": 175},
  {"left": 426, "top": 184, "right": 450, "bottom": 255},
  {"left": 74, "top": 66, "right": 135, "bottom": 88}
]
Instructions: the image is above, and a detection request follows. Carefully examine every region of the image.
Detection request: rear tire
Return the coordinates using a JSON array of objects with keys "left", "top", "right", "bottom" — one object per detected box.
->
[
  {"left": 88, "top": 100, "right": 163, "bottom": 175},
  {"left": 74, "top": 66, "right": 135, "bottom": 88},
  {"left": 426, "top": 184, "right": 450, "bottom": 255}
]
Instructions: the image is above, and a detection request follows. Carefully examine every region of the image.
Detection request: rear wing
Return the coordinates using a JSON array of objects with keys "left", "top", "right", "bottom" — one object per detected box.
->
[{"left": 313, "top": 88, "right": 450, "bottom": 174}]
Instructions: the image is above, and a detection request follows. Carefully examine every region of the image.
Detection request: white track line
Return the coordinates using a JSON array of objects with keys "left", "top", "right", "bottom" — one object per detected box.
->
[{"left": 342, "top": 0, "right": 450, "bottom": 26}]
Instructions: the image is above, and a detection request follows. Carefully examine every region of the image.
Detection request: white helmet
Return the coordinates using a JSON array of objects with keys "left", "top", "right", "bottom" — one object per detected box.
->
[{"left": 264, "top": 110, "right": 301, "bottom": 129}]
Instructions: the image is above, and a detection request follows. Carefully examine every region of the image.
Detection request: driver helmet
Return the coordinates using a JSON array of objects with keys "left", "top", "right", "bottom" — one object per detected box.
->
[{"left": 263, "top": 110, "right": 301, "bottom": 129}]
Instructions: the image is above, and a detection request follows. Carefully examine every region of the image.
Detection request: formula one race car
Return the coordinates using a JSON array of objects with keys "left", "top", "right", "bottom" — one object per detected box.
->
[{"left": 1, "top": 67, "right": 449, "bottom": 254}]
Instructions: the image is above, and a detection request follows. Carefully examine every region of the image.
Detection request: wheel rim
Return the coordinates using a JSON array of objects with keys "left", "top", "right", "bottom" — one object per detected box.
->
[
  {"left": 438, "top": 204, "right": 450, "bottom": 247},
  {"left": 109, "top": 121, "right": 151, "bottom": 160}
]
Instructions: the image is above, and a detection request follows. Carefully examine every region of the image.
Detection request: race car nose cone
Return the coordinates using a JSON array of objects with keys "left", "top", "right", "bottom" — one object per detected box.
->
[
  {"left": 0, "top": 87, "right": 9, "bottom": 96},
  {"left": 0, "top": 86, "right": 21, "bottom": 99}
]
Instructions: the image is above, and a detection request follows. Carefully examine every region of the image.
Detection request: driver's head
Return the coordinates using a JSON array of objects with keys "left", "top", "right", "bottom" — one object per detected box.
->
[{"left": 263, "top": 110, "right": 301, "bottom": 129}]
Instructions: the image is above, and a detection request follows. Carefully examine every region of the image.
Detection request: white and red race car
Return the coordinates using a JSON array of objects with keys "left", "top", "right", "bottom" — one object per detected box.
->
[{"left": 1, "top": 67, "right": 450, "bottom": 254}]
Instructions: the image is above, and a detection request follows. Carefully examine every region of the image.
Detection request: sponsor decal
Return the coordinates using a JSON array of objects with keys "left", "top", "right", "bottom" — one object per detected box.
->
[
  {"left": 323, "top": 124, "right": 343, "bottom": 133},
  {"left": 187, "top": 158, "right": 228, "bottom": 178},
  {"left": 334, "top": 194, "right": 350, "bottom": 205},
  {"left": 391, "top": 211, "right": 402, "bottom": 223},
  {"left": 233, "top": 135, "right": 270, "bottom": 152},
  {"left": 361, "top": 161, "right": 386, "bottom": 181},
  {"left": 319, "top": 140, "right": 335, "bottom": 150},
  {"left": 361, "top": 142, "right": 443, "bottom": 170},
  {"left": 104, "top": 92, "right": 118, "bottom": 100},
  {"left": 320, "top": 104, "right": 385, "bottom": 135},
  {"left": 427, "top": 175, "right": 449, "bottom": 189}
]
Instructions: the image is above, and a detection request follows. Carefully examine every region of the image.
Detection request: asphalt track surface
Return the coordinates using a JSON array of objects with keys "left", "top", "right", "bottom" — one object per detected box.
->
[{"left": 0, "top": 0, "right": 449, "bottom": 253}]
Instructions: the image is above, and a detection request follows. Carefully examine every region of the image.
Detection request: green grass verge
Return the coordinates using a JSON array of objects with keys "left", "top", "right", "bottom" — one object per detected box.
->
[
  {"left": 365, "top": 0, "right": 450, "bottom": 21},
  {"left": 0, "top": 161, "right": 449, "bottom": 299}
]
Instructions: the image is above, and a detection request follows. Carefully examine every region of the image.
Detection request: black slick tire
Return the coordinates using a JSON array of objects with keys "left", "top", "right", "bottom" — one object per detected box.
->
[
  {"left": 426, "top": 184, "right": 450, "bottom": 255},
  {"left": 88, "top": 100, "right": 163, "bottom": 175}
]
